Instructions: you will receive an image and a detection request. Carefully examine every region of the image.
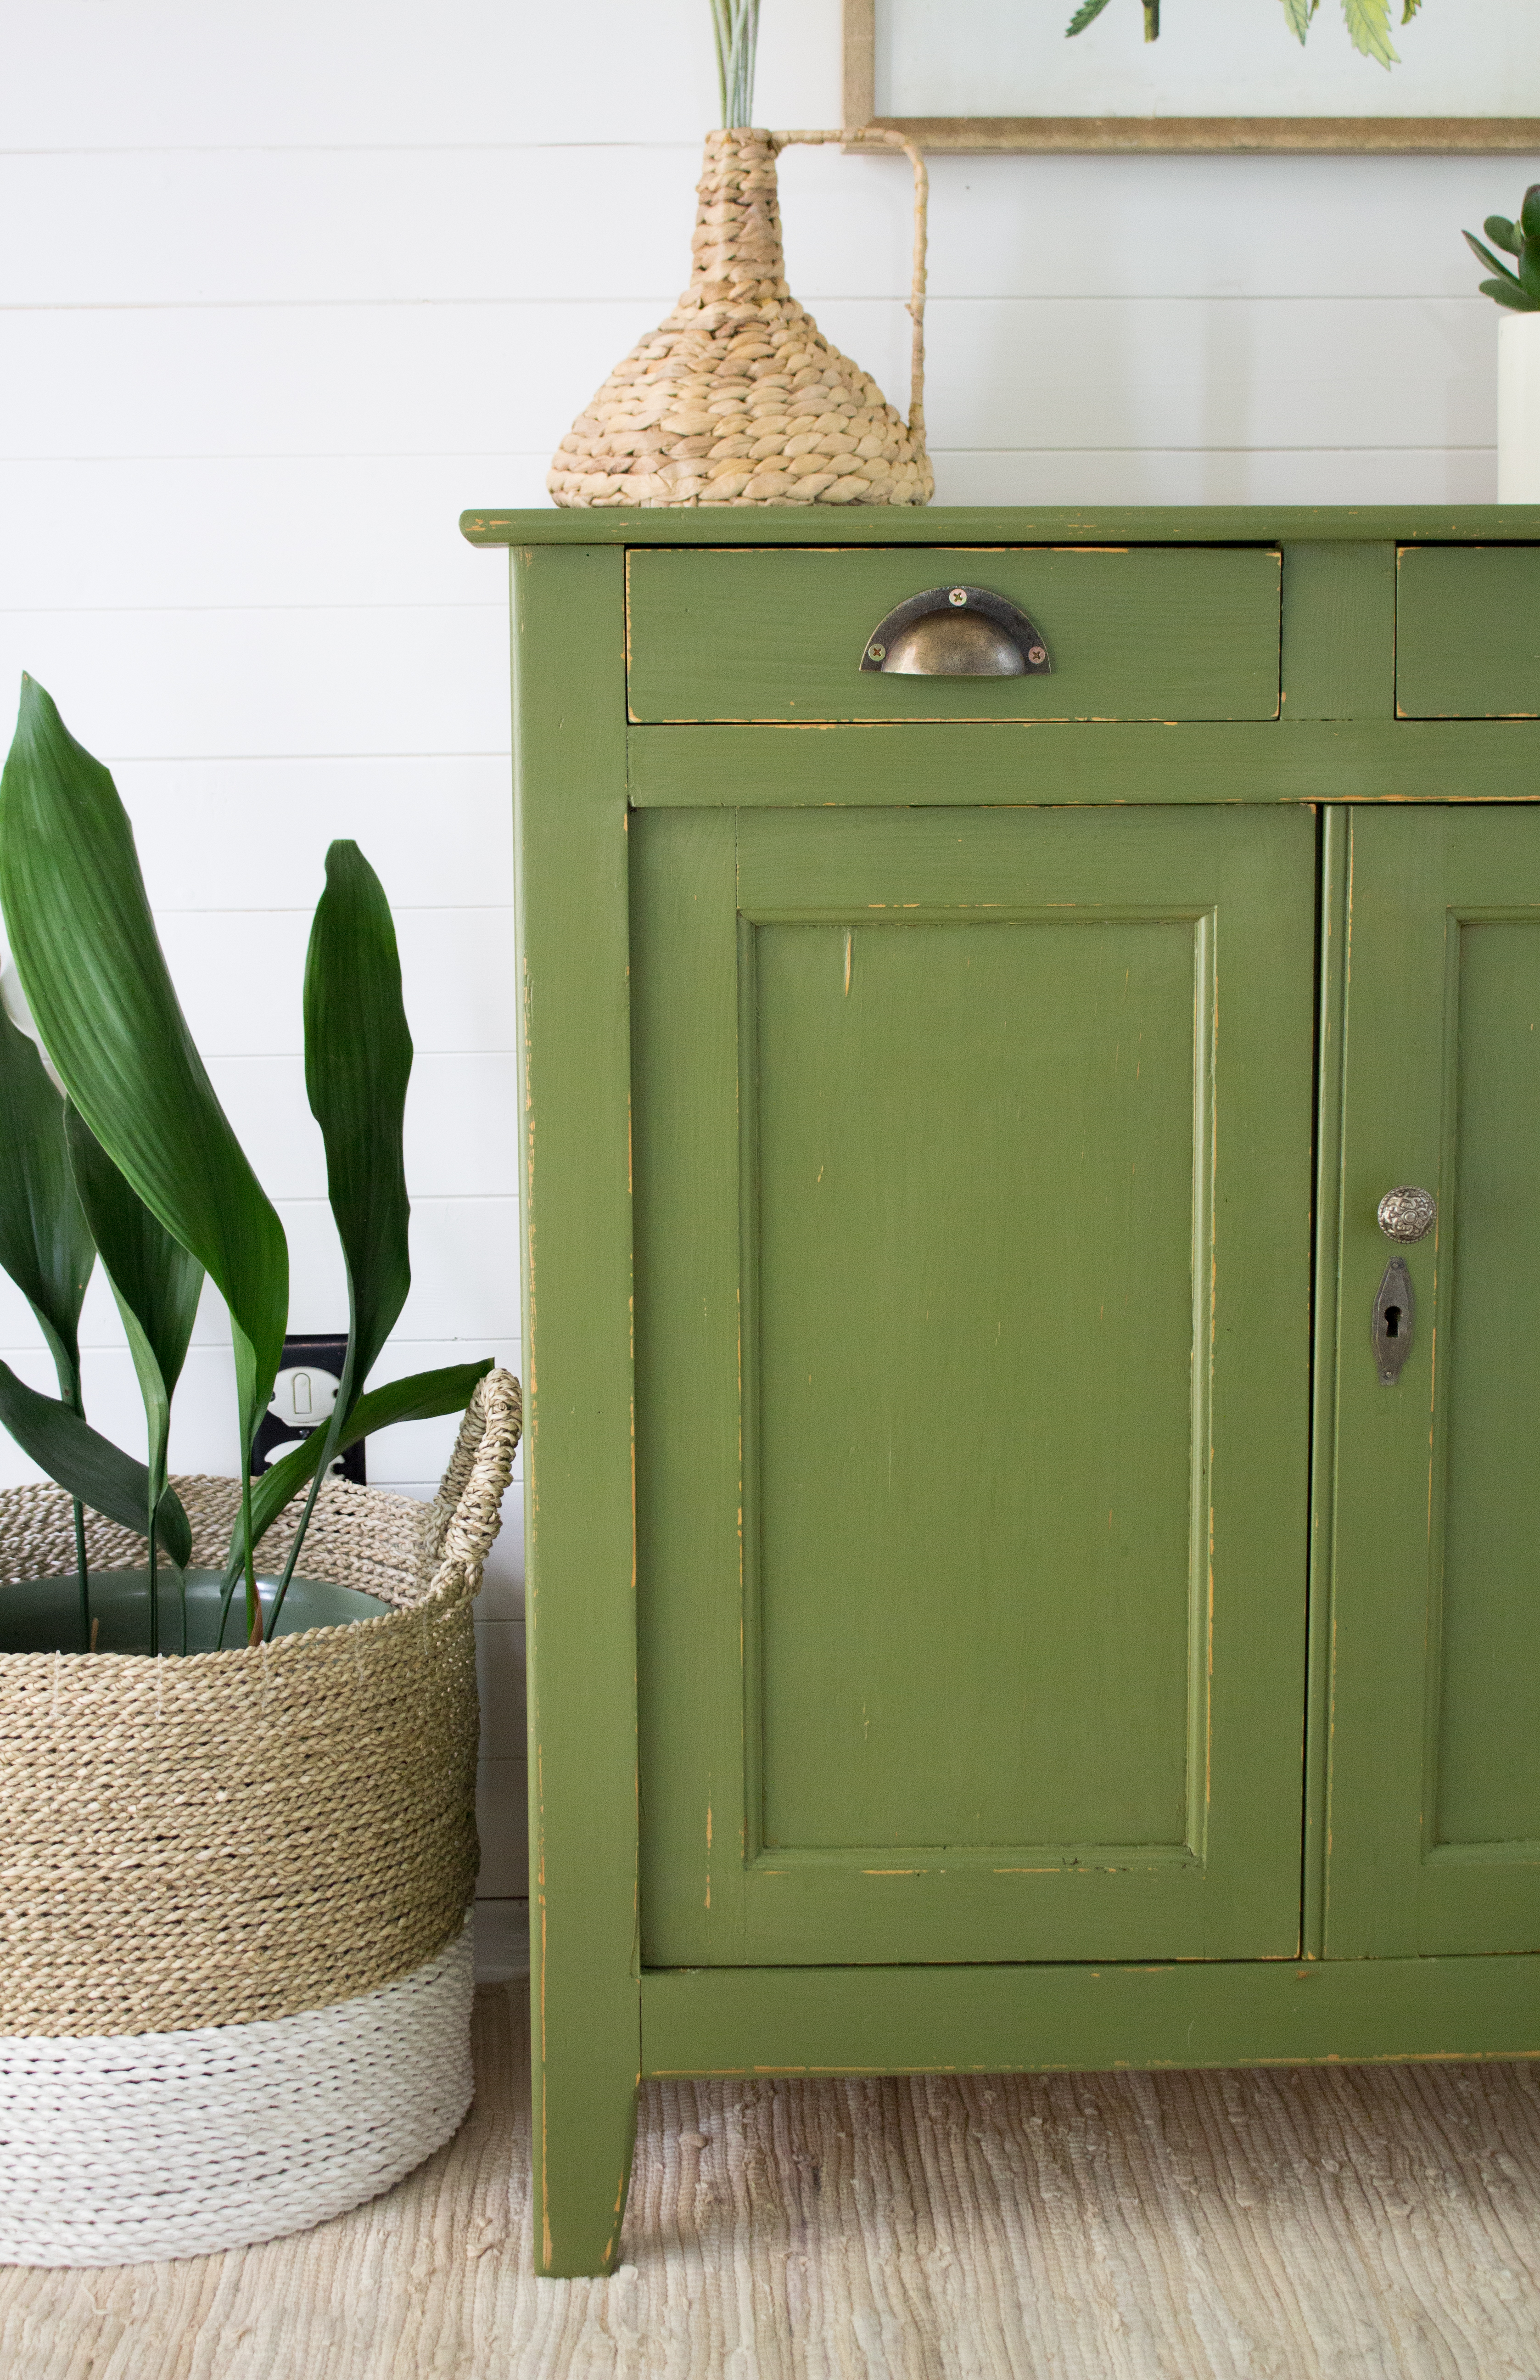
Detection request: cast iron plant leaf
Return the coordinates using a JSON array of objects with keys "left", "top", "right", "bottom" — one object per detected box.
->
[
  {"left": 252, "top": 840, "right": 413, "bottom": 1633},
  {"left": 219, "top": 1361, "right": 494, "bottom": 1638},
  {"left": 0, "top": 1003, "right": 94, "bottom": 1404},
  {"left": 0, "top": 1000, "right": 97, "bottom": 1639},
  {"left": 65, "top": 1105, "right": 204, "bottom": 1653},
  {"left": 247, "top": 1364, "right": 496, "bottom": 1553},
  {"left": 0, "top": 678, "right": 288, "bottom": 1639},
  {"left": 304, "top": 842, "right": 413, "bottom": 1408},
  {"left": 0, "top": 1362, "right": 190, "bottom": 1567}
]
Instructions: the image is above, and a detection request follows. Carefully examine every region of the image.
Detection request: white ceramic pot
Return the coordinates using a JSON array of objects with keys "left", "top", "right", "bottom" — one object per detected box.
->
[{"left": 1498, "top": 312, "right": 1540, "bottom": 500}]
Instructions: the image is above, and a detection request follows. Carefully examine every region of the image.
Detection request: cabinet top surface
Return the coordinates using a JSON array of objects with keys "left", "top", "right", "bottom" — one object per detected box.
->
[{"left": 461, "top": 503, "right": 1540, "bottom": 550}]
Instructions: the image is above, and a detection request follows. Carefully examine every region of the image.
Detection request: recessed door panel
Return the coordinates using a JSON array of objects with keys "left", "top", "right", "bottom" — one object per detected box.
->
[
  {"left": 754, "top": 916, "right": 1200, "bottom": 1856},
  {"left": 634, "top": 805, "right": 1315, "bottom": 1967},
  {"left": 1438, "top": 924, "right": 1540, "bottom": 1850},
  {"left": 1325, "top": 808, "right": 1540, "bottom": 1956}
]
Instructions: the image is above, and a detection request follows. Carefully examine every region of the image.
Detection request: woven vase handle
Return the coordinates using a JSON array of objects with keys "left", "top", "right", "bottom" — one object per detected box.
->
[
  {"left": 421, "top": 1367, "right": 523, "bottom": 1597},
  {"left": 769, "top": 128, "right": 928, "bottom": 452}
]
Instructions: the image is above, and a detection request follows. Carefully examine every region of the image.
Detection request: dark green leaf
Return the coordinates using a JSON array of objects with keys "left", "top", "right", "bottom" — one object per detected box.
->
[
  {"left": 0, "top": 1360, "right": 191, "bottom": 1564},
  {"left": 64, "top": 1103, "right": 203, "bottom": 1498},
  {"left": 0, "top": 1003, "right": 94, "bottom": 1403},
  {"left": 1466, "top": 232, "right": 1526, "bottom": 291},
  {"left": 304, "top": 842, "right": 413, "bottom": 1404},
  {"left": 341, "top": 1358, "right": 493, "bottom": 1436},
  {"left": 1065, "top": 0, "right": 1114, "bottom": 34},
  {"left": 1484, "top": 217, "right": 1521, "bottom": 258},
  {"left": 229, "top": 1358, "right": 495, "bottom": 1574},
  {"left": 1481, "top": 277, "right": 1540, "bottom": 312},
  {"left": 1521, "top": 185, "right": 1540, "bottom": 247},
  {"left": 1522, "top": 245, "right": 1540, "bottom": 303},
  {"left": 0, "top": 680, "right": 288, "bottom": 1454}
]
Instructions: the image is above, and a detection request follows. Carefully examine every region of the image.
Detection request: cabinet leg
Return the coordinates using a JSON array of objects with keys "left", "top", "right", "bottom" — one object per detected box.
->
[{"left": 530, "top": 1976, "right": 639, "bottom": 2277}]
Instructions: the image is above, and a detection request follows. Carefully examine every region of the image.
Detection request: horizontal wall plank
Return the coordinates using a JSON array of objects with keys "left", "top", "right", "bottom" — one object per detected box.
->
[
  {"left": 0, "top": 145, "right": 1513, "bottom": 307},
  {"left": 112, "top": 757, "right": 513, "bottom": 911},
  {"left": 1, "top": 0, "right": 838, "bottom": 151},
  {"left": 932, "top": 447, "right": 1495, "bottom": 508},
  {"left": 0, "top": 298, "right": 1497, "bottom": 468},
  {"left": 202, "top": 1053, "right": 518, "bottom": 1200},
  {"left": 471, "top": 1900, "right": 531, "bottom": 1981},
  {"left": 476, "top": 1758, "right": 531, "bottom": 1897},
  {"left": 145, "top": 909, "right": 515, "bottom": 1054},
  {"left": 628, "top": 720, "right": 1540, "bottom": 808},
  {"left": 0, "top": 304, "right": 659, "bottom": 460},
  {"left": 0, "top": 0, "right": 833, "bottom": 151},
  {"left": 4, "top": 449, "right": 1499, "bottom": 618},
  {"left": 476, "top": 1617, "right": 527, "bottom": 1757},
  {"left": 278, "top": 1195, "right": 519, "bottom": 1342},
  {"left": 0, "top": 458, "right": 529, "bottom": 610},
  {"left": 0, "top": 1178, "right": 519, "bottom": 1350},
  {"left": 0, "top": 608, "right": 508, "bottom": 758}
]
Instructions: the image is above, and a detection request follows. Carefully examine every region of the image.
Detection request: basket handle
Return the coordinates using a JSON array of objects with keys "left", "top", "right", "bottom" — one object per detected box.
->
[
  {"left": 421, "top": 1367, "right": 523, "bottom": 1596},
  {"left": 769, "top": 128, "right": 928, "bottom": 452}
]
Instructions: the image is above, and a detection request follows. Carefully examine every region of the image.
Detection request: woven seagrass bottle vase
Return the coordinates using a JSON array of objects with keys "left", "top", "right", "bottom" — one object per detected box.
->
[{"left": 549, "top": 126, "right": 933, "bottom": 509}]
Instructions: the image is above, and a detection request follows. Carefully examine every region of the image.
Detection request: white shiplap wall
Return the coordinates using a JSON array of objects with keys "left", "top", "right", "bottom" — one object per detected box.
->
[{"left": 0, "top": 0, "right": 1525, "bottom": 1933}]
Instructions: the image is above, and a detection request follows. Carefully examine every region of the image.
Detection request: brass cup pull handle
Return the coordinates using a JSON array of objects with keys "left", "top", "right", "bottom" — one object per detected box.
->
[
  {"left": 1378, "top": 1186, "right": 1437, "bottom": 1243},
  {"left": 860, "top": 585, "right": 1052, "bottom": 679}
]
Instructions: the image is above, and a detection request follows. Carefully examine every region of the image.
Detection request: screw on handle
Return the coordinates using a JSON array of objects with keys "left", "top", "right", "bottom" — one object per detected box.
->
[{"left": 1377, "top": 1186, "right": 1436, "bottom": 1244}]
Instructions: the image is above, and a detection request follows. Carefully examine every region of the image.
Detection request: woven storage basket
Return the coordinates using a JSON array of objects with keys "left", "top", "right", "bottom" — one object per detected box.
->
[
  {"left": 549, "top": 126, "right": 933, "bottom": 508},
  {"left": 0, "top": 1366, "right": 521, "bottom": 2265}
]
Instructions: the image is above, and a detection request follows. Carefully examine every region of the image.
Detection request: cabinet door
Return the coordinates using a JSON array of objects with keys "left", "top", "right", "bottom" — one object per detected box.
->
[
  {"left": 633, "top": 806, "right": 1316, "bottom": 1967},
  {"left": 1326, "top": 806, "right": 1540, "bottom": 1956}
]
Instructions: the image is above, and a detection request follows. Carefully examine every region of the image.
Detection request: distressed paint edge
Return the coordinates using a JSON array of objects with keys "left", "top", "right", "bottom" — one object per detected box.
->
[
  {"left": 462, "top": 508, "right": 1540, "bottom": 550},
  {"left": 1304, "top": 806, "right": 1349, "bottom": 1959}
]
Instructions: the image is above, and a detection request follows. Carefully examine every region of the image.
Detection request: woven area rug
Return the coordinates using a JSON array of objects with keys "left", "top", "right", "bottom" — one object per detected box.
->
[{"left": 3, "top": 1987, "right": 1539, "bottom": 2379}]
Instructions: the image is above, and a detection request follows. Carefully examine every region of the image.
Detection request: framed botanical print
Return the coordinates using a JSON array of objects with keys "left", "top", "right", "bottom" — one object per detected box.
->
[{"left": 844, "top": 0, "right": 1540, "bottom": 152}]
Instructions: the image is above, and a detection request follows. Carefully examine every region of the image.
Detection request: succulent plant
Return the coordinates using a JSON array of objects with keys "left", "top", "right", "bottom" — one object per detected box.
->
[{"left": 1466, "top": 190, "right": 1540, "bottom": 314}]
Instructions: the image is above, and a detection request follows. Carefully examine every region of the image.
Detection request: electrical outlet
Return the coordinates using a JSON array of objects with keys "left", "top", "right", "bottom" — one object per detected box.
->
[{"left": 250, "top": 1335, "right": 366, "bottom": 1484}]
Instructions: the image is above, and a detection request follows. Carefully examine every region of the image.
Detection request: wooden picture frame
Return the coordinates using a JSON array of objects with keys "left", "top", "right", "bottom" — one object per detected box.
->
[{"left": 843, "top": 0, "right": 1540, "bottom": 153}]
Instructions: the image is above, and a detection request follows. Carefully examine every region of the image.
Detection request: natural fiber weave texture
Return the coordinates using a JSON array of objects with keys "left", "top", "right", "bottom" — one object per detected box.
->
[
  {"left": 549, "top": 127, "right": 933, "bottom": 509},
  {"left": 4, "top": 1992, "right": 1538, "bottom": 2376},
  {"left": 0, "top": 1917, "right": 474, "bottom": 2266},
  {"left": 0, "top": 1368, "right": 521, "bottom": 2038}
]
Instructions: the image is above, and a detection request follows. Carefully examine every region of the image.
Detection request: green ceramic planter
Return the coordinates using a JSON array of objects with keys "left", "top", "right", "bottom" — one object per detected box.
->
[{"left": 0, "top": 1566, "right": 392, "bottom": 1656}]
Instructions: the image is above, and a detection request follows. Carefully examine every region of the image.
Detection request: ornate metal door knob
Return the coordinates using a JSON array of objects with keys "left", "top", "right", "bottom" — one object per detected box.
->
[{"left": 1377, "top": 1186, "right": 1436, "bottom": 1243}]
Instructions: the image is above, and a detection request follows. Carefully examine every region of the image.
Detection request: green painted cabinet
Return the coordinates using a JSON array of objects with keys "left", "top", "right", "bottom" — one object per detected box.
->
[{"left": 464, "top": 506, "right": 1540, "bottom": 2275}]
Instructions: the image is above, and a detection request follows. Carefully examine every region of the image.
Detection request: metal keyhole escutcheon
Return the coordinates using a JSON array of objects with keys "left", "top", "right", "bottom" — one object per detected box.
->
[{"left": 1372, "top": 1258, "right": 1416, "bottom": 1386}]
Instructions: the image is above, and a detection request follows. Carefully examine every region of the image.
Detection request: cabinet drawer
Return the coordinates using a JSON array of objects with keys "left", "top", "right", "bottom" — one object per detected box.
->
[
  {"left": 626, "top": 545, "right": 1282, "bottom": 723},
  {"left": 1397, "top": 545, "right": 1540, "bottom": 717}
]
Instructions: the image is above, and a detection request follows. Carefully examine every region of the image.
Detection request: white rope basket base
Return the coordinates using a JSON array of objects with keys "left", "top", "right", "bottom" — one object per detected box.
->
[{"left": 0, "top": 1916, "right": 474, "bottom": 2266}]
